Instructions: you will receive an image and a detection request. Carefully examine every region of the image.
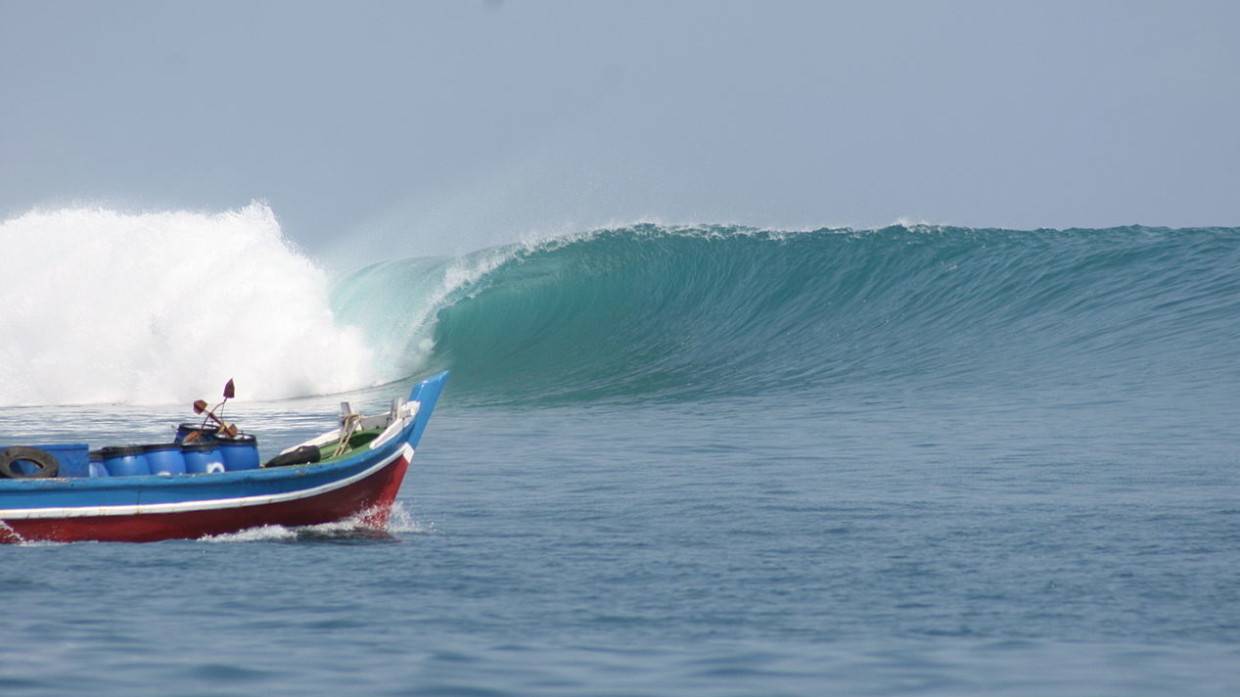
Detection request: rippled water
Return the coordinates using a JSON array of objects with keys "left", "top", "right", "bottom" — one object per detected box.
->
[{"left": 4, "top": 385, "right": 1239, "bottom": 696}]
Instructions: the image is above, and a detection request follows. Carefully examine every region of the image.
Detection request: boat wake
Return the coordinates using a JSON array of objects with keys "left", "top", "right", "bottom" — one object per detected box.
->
[{"left": 196, "top": 502, "right": 433, "bottom": 544}]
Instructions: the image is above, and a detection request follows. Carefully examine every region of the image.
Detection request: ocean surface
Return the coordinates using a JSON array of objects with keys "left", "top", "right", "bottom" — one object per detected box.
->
[{"left": 2, "top": 212, "right": 1239, "bottom": 695}]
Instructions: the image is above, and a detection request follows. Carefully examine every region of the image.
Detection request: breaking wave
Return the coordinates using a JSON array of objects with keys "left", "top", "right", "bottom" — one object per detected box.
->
[
  {"left": 337, "top": 224, "right": 1240, "bottom": 407},
  {"left": 4, "top": 203, "right": 1238, "bottom": 410}
]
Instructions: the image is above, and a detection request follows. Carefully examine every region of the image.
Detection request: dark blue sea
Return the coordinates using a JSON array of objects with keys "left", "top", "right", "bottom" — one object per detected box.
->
[{"left": 3, "top": 224, "right": 1240, "bottom": 695}]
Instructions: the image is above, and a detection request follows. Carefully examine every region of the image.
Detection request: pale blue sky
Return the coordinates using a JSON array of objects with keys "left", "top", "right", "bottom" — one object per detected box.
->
[{"left": 2, "top": 1, "right": 1237, "bottom": 258}]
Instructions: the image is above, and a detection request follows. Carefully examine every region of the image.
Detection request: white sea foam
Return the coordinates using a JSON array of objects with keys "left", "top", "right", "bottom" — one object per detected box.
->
[
  {"left": 198, "top": 524, "right": 301, "bottom": 543},
  {"left": 383, "top": 501, "right": 435, "bottom": 534},
  {"left": 196, "top": 502, "right": 432, "bottom": 543},
  {"left": 0, "top": 202, "right": 378, "bottom": 405}
]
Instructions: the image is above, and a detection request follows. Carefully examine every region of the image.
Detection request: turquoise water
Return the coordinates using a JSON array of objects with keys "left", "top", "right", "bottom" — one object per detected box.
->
[{"left": 3, "top": 225, "right": 1240, "bottom": 695}]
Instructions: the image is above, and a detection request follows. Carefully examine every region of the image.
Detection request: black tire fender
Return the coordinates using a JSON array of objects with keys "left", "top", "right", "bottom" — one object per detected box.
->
[{"left": 0, "top": 447, "right": 60, "bottom": 479}]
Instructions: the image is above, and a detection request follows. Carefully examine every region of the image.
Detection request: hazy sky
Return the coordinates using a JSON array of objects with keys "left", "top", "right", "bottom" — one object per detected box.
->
[{"left": 2, "top": 1, "right": 1237, "bottom": 259}]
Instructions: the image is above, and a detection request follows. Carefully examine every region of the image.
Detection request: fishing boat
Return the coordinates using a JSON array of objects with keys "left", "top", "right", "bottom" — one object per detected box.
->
[{"left": 0, "top": 372, "right": 448, "bottom": 544}]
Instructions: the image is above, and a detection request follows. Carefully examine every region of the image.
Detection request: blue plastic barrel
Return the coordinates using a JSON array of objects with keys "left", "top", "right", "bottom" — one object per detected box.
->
[
  {"left": 100, "top": 446, "right": 150, "bottom": 477},
  {"left": 182, "top": 442, "right": 226, "bottom": 474},
  {"left": 174, "top": 422, "right": 219, "bottom": 444},
  {"left": 88, "top": 450, "right": 109, "bottom": 478},
  {"left": 142, "top": 444, "right": 186, "bottom": 476},
  {"left": 216, "top": 434, "right": 260, "bottom": 471}
]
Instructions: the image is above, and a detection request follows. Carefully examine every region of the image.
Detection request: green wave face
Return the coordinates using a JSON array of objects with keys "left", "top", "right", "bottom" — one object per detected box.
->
[{"left": 332, "top": 225, "right": 1240, "bottom": 407}]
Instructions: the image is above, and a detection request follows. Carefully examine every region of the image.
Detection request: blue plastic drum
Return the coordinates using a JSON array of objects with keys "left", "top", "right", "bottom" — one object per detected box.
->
[
  {"left": 216, "top": 434, "right": 260, "bottom": 471},
  {"left": 174, "top": 423, "right": 219, "bottom": 444},
  {"left": 142, "top": 444, "right": 186, "bottom": 476},
  {"left": 182, "top": 442, "right": 226, "bottom": 474},
  {"left": 88, "top": 450, "right": 109, "bottom": 478},
  {"left": 100, "top": 446, "right": 150, "bottom": 477}
]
